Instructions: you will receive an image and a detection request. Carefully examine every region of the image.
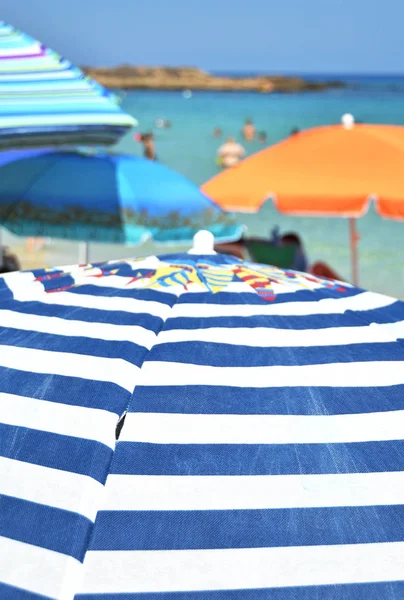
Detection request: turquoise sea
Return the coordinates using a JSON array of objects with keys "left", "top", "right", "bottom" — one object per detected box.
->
[
  {"left": 114, "top": 74, "right": 404, "bottom": 298},
  {"left": 5, "top": 75, "right": 404, "bottom": 298}
]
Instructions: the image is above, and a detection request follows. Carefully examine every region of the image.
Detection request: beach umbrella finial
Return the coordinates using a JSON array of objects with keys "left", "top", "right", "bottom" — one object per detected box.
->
[
  {"left": 188, "top": 229, "right": 216, "bottom": 254},
  {"left": 341, "top": 113, "right": 355, "bottom": 129}
]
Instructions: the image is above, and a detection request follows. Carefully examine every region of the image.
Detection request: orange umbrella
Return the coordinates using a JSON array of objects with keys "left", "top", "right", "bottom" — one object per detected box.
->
[{"left": 202, "top": 116, "right": 404, "bottom": 285}]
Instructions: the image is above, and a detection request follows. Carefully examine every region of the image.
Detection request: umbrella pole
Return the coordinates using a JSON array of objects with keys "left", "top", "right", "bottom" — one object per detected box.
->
[
  {"left": 349, "top": 218, "right": 360, "bottom": 286},
  {"left": 78, "top": 242, "right": 90, "bottom": 265}
]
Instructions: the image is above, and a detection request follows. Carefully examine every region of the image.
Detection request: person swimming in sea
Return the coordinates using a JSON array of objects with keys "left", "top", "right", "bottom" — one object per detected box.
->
[
  {"left": 138, "top": 133, "right": 157, "bottom": 161},
  {"left": 242, "top": 118, "right": 256, "bottom": 141},
  {"left": 258, "top": 131, "right": 267, "bottom": 143},
  {"left": 217, "top": 137, "right": 246, "bottom": 168},
  {"left": 155, "top": 119, "right": 172, "bottom": 129}
]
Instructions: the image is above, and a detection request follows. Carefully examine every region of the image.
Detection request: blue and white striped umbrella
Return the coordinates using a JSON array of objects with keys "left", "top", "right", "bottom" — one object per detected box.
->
[
  {"left": 0, "top": 22, "right": 137, "bottom": 148},
  {"left": 1, "top": 243, "right": 404, "bottom": 599}
]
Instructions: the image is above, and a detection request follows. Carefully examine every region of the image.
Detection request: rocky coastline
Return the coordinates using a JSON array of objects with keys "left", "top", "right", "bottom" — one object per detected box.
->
[{"left": 83, "top": 65, "right": 344, "bottom": 93}]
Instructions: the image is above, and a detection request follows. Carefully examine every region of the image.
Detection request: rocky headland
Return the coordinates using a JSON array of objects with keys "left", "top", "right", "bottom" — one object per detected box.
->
[{"left": 82, "top": 65, "right": 344, "bottom": 93}]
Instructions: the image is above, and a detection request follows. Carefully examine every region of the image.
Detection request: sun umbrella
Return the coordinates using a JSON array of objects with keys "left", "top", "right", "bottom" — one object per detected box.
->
[
  {"left": 202, "top": 115, "right": 404, "bottom": 285},
  {"left": 0, "top": 148, "right": 53, "bottom": 167},
  {"left": 0, "top": 21, "right": 136, "bottom": 148},
  {"left": 1, "top": 231, "right": 404, "bottom": 599},
  {"left": 0, "top": 150, "right": 242, "bottom": 249}
]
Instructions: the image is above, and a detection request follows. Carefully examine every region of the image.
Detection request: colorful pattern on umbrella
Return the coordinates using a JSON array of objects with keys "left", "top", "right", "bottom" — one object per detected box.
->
[
  {"left": 232, "top": 265, "right": 277, "bottom": 300},
  {"left": 0, "top": 22, "right": 136, "bottom": 148},
  {"left": 33, "top": 256, "right": 349, "bottom": 299},
  {"left": 2, "top": 252, "right": 404, "bottom": 600}
]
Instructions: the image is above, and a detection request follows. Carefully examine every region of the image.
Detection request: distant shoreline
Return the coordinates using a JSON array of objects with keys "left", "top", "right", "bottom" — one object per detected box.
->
[{"left": 83, "top": 65, "right": 345, "bottom": 93}]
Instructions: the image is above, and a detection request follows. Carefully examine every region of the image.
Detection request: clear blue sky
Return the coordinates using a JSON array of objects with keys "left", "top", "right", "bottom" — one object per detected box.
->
[{"left": 2, "top": 0, "right": 403, "bottom": 73}]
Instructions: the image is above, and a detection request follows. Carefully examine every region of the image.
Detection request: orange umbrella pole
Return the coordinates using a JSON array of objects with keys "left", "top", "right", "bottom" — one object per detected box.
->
[{"left": 349, "top": 218, "right": 360, "bottom": 287}]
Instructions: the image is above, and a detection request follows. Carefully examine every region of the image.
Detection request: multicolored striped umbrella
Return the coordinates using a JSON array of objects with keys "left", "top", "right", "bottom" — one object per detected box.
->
[
  {"left": 1, "top": 240, "right": 404, "bottom": 599},
  {"left": 0, "top": 21, "right": 137, "bottom": 148}
]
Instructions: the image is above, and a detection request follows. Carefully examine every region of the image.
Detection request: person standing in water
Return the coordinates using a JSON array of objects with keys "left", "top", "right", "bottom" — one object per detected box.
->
[
  {"left": 217, "top": 137, "right": 246, "bottom": 168},
  {"left": 140, "top": 133, "right": 157, "bottom": 161},
  {"left": 242, "top": 118, "right": 256, "bottom": 141}
]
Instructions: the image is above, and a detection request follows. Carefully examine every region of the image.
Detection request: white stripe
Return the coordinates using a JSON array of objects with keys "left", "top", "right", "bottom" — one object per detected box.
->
[
  {"left": 171, "top": 291, "right": 395, "bottom": 317},
  {"left": 0, "top": 456, "right": 103, "bottom": 522},
  {"left": 0, "top": 270, "right": 38, "bottom": 293},
  {"left": 0, "top": 392, "right": 117, "bottom": 448},
  {"left": 156, "top": 320, "right": 404, "bottom": 347},
  {"left": 0, "top": 309, "right": 156, "bottom": 349},
  {"left": 0, "top": 71, "right": 82, "bottom": 81},
  {"left": 0, "top": 345, "right": 138, "bottom": 392},
  {"left": 138, "top": 360, "right": 404, "bottom": 389},
  {"left": 122, "top": 410, "right": 404, "bottom": 444},
  {"left": 0, "top": 81, "right": 102, "bottom": 92},
  {"left": 80, "top": 542, "right": 404, "bottom": 593},
  {"left": 4, "top": 272, "right": 170, "bottom": 319},
  {"left": 0, "top": 536, "right": 81, "bottom": 600},
  {"left": 72, "top": 275, "right": 148, "bottom": 290},
  {"left": 0, "top": 114, "right": 136, "bottom": 126},
  {"left": 0, "top": 42, "right": 40, "bottom": 56},
  {"left": 103, "top": 471, "right": 404, "bottom": 511}
]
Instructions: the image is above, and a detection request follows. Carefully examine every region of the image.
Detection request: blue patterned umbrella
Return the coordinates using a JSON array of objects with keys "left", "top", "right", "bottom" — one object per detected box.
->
[
  {"left": 1, "top": 237, "right": 404, "bottom": 599},
  {"left": 0, "top": 21, "right": 136, "bottom": 148},
  {"left": 0, "top": 150, "right": 242, "bottom": 244}
]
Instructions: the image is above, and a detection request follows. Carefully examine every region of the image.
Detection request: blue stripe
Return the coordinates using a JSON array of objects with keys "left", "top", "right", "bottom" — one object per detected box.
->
[
  {"left": 148, "top": 341, "right": 404, "bottom": 367},
  {"left": 0, "top": 495, "right": 91, "bottom": 560},
  {"left": 113, "top": 441, "right": 404, "bottom": 476},
  {"left": 0, "top": 327, "right": 149, "bottom": 364},
  {"left": 0, "top": 366, "right": 130, "bottom": 412},
  {"left": 0, "top": 583, "right": 52, "bottom": 600},
  {"left": 175, "top": 286, "right": 362, "bottom": 305},
  {"left": 0, "top": 423, "right": 113, "bottom": 482},
  {"left": 0, "top": 128, "right": 123, "bottom": 139},
  {"left": 0, "top": 279, "right": 14, "bottom": 300},
  {"left": 75, "top": 581, "right": 404, "bottom": 600},
  {"left": 164, "top": 301, "right": 404, "bottom": 331},
  {"left": 127, "top": 385, "right": 404, "bottom": 415},
  {"left": 68, "top": 285, "right": 175, "bottom": 304},
  {"left": 1, "top": 300, "right": 163, "bottom": 328},
  {"left": 159, "top": 253, "right": 242, "bottom": 265},
  {"left": 91, "top": 505, "right": 404, "bottom": 550}
]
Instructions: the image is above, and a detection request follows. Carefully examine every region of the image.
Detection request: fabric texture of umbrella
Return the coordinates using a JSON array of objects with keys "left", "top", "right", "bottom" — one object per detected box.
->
[
  {"left": 0, "top": 150, "right": 242, "bottom": 244},
  {"left": 0, "top": 21, "right": 136, "bottom": 148},
  {"left": 1, "top": 237, "right": 404, "bottom": 599},
  {"left": 202, "top": 117, "right": 404, "bottom": 218}
]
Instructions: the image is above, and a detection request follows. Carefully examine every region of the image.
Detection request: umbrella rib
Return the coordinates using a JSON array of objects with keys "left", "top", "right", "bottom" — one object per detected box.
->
[{"left": 117, "top": 290, "right": 185, "bottom": 434}]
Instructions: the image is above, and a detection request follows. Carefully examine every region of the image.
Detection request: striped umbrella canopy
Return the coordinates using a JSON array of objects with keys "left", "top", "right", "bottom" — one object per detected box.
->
[
  {"left": 1, "top": 238, "right": 404, "bottom": 599},
  {"left": 0, "top": 21, "right": 137, "bottom": 148}
]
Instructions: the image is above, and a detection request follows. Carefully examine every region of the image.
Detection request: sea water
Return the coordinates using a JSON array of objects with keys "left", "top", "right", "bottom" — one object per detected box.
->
[
  {"left": 4, "top": 75, "right": 404, "bottom": 297},
  {"left": 113, "top": 75, "right": 404, "bottom": 298}
]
